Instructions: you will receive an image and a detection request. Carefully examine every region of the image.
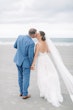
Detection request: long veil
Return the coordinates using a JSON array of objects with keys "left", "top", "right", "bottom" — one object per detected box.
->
[{"left": 46, "top": 38, "right": 73, "bottom": 101}]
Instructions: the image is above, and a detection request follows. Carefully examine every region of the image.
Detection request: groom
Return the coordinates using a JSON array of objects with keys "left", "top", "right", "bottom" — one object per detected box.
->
[{"left": 14, "top": 28, "right": 37, "bottom": 99}]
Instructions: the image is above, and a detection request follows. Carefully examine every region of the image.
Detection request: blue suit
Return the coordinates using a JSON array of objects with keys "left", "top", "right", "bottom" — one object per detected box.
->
[{"left": 14, "top": 35, "right": 35, "bottom": 96}]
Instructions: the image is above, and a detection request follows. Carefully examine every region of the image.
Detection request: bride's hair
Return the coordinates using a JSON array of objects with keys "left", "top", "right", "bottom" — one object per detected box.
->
[{"left": 39, "top": 31, "right": 46, "bottom": 41}]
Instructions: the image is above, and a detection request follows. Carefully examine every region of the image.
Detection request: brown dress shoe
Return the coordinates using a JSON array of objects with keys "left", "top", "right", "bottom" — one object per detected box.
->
[{"left": 22, "top": 95, "right": 31, "bottom": 99}]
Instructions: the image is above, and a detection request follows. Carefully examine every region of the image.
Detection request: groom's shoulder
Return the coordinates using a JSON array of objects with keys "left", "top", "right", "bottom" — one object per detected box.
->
[
  {"left": 17, "top": 34, "right": 34, "bottom": 44},
  {"left": 18, "top": 35, "right": 26, "bottom": 38},
  {"left": 17, "top": 35, "right": 28, "bottom": 41}
]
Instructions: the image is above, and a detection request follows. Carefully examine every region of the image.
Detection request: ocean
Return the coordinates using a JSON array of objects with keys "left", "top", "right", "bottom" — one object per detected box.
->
[{"left": 0, "top": 38, "right": 73, "bottom": 46}]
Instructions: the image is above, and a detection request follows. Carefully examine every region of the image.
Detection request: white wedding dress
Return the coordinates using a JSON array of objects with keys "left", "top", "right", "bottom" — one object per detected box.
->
[
  {"left": 37, "top": 52, "right": 63, "bottom": 107},
  {"left": 36, "top": 38, "right": 73, "bottom": 107}
]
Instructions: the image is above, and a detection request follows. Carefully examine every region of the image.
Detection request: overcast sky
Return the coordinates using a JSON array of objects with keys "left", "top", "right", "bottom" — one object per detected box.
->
[
  {"left": 0, "top": 0, "right": 73, "bottom": 38},
  {"left": 0, "top": 0, "right": 73, "bottom": 23}
]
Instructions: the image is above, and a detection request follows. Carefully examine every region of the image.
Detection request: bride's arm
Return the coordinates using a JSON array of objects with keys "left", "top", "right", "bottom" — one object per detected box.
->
[{"left": 31, "top": 44, "right": 39, "bottom": 70}]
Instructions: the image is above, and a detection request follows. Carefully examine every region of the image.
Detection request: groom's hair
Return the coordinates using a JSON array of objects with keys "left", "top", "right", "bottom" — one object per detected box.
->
[{"left": 28, "top": 28, "right": 37, "bottom": 35}]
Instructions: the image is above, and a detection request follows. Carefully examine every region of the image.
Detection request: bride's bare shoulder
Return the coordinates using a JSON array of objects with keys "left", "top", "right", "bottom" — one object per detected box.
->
[
  {"left": 35, "top": 43, "right": 40, "bottom": 49},
  {"left": 36, "top": 42, "right": 40, "bottom": 46}
]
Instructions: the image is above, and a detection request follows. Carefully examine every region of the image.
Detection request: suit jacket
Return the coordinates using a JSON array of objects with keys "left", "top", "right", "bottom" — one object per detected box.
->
[{"left": 14, "top": 35, "right": 35, "bottom": 68}]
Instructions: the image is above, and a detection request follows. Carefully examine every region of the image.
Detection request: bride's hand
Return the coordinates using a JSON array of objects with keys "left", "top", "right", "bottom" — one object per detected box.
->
[{"left": 30, "top": 65, "right": 35, "bottom": 70}]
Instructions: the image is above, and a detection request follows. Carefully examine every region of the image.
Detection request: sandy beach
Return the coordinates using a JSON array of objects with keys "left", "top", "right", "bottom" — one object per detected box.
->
[{"left": 0, "top": 44, "right": 73, "bottom": 110}]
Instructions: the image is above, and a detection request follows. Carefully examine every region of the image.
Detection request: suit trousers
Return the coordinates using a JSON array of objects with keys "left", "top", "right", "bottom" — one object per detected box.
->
[{"left": 16, "top": 65, "right": 30, "bottom": 96}]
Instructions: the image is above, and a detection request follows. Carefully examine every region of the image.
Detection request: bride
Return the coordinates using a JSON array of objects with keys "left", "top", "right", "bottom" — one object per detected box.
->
[{"left": 31, "top": 31, "right": 73, "bottom": 107}]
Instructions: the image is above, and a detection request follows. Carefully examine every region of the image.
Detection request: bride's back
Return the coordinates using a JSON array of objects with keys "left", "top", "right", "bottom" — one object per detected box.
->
[{"left": 38, "top": 41, "right": 49, "bottom": 53}]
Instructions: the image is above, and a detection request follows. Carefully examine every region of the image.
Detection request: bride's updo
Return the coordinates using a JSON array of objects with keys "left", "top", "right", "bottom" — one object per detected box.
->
[{"left": 39, "top": 31, "right": 46, "bottom": 41}]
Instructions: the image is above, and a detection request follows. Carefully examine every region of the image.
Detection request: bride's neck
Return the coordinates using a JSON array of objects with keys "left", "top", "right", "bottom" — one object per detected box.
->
[
  {"left": 38, "top": 38, "right": 42, "bottom": 42},
  {"left": 38, "top": 40, "right": 45, "bottom": 43}
]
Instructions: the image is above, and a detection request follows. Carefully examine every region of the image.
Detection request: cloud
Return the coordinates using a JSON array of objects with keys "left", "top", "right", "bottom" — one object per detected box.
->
[{"left": 0, "top": 0, "right": 73, "bottom": 23}]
